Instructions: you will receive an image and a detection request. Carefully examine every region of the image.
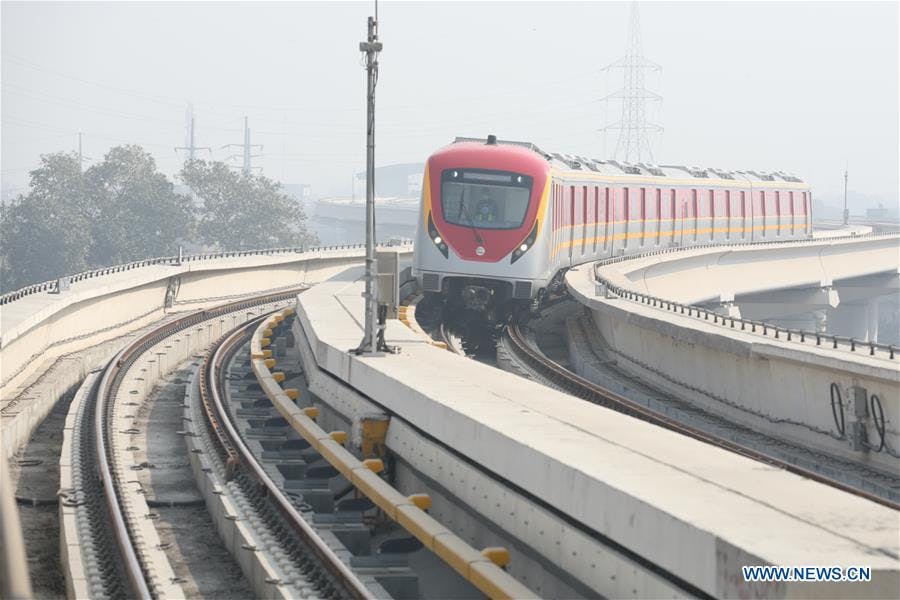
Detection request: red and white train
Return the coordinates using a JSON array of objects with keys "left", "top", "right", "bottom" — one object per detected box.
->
[{"left": 413, "top": 136, "right": 812, "bottom": 326}]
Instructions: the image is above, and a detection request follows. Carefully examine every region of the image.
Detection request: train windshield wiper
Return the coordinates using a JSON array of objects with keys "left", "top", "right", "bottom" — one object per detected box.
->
[{"left": 456, "top": 189, "right": 485, "bottom": 246}]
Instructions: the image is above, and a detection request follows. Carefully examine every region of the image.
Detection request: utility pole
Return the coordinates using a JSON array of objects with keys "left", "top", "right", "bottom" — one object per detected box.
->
[
  {"left": 843, "top": 165, "right": 850, "bottom": 226},
  {"left": 175, "top": 105, "right": 211, "bottom": 164},
  {"left": 600, "top": 1, "right": 662, "bottom": 163},
  {"left": 355, "top": 5, "right": 383, "bottom": 355},
  {"left": 223, "top": 116, "right": 263, "bottom": 174}
]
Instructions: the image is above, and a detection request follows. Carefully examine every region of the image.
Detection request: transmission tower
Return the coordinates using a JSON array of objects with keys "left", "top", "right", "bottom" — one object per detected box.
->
[
  {"left": 175, "top": 103, "right": 210, "bottom": 164},
  {"left": 223, "top": 116, "right": 263, "bottom": 175},
  {"left": 600, "top": 1, "right": 662, "bottom": 163}
]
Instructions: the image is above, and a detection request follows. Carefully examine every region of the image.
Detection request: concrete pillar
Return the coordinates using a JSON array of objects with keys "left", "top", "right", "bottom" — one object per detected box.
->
[
  {"left": 813, "top": 310, "right": 827, "bottom": 333},
  {"left": 866, "top": 299, "right": 879, "bottom": 342}
]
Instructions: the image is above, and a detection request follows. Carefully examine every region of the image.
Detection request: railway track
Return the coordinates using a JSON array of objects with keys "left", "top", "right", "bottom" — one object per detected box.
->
[
  {"left": 501, "top": 321, "right": 900, "bottom": 512},
  {"left": 194, "top": 310, "right": 372, "bottom": 599},
  {"left": 61, "top": 291, "right": 302, "bottom": 599}
]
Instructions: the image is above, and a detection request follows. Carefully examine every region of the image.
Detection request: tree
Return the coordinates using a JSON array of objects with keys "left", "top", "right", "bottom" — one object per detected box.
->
[
  {"left": 0, "top": 152, "right": 93, "bottom": 291},
  {"left": 180, "top": 160, "right": 316, "bottom": 251},
  {"left": 86, "top": 145, "right": 194, "bottom": 265}
]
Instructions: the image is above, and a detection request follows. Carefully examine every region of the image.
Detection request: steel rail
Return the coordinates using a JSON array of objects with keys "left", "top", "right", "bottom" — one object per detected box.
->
[
  {"left": 91, "top": 289, "right": 304, "bottom": 599},
  {"left": 504, "top": 323, "right": 900, "bottom": 512},
  {"left": 201, "top": 313, "right": 373, "bottom": 600}
]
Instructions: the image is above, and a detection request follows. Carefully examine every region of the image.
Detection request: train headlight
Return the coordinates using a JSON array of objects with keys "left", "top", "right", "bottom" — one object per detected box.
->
[
  {"left": 511, "top": 221, "right": 539, "bottom": 264},
  {"left": 427, "top": 212, "right": 448, "bottom": 258}
]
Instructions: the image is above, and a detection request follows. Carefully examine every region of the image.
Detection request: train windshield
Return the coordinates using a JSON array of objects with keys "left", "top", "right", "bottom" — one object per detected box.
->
[{"left": 440, "top": 169, "right": 533, "bottom": 230}]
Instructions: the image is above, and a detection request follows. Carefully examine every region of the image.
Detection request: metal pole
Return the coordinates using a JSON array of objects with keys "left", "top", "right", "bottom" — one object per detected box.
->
[
  {"left": 243, "top": 116, "right": 251, "bottom": 175},
  {"left": 843, "top": 166, "right": 849, "bottom": 226},
  {"left": 356, "top": 11, "right": 382, "bottom": 354}
]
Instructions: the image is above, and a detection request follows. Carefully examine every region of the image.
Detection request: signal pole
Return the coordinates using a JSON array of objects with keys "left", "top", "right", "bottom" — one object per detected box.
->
[
  {"left": 223, "top": 116, "right": 263, "bottom": 174},
  {"left": 355, "top": 6, "right": 383, "bottom": 355}
]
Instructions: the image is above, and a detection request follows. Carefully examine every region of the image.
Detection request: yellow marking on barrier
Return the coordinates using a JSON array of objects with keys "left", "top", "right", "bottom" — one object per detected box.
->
[
  {"left": 432, "top": 341, "right": 448, "bottom": 350},
  {"left": 251, "top": 352, "right": 266, "bottom": 359},
  {"left": 329, "top": 430, "right": 348, "bottom": 444},
  {"left": 362, "top": 458, "right": 384, "bottom": 474},
  {"left": 249, "top": 319, "right": 536, "bottom": 599},
  {"left": 273, "top": 314, "right": 284, "bottom": 324},
  {"left": 284, "top": 388, "right": 300, "bottom": 400},
  {"left": 361, "top": 416, "right": 389, "bottom": 458},
  {"left": 408, "top": 493, "right": 432, "bottom": 511},
  {"left": 482, "top": 547, "right": 511, "bottom": 568},
  {"left": 260, "top": 337, "right": 271, "bottom": 348},
  {"left": 262, "top": 328, "right": 273, "bottom": 337},
  {"left": 262, "top": 349, "right": 273, "bottom": 358},
  {"left": 264, "top": 358, "right": 277, "bottom": 369},
  {"left": 281, "top": 307, "right": 295, "bottom": 317}
]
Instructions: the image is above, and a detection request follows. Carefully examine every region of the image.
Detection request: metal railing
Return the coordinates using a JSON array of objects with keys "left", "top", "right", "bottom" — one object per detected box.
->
[
  {"left": 0, "top": 242, "right": 412, "bottom": 306},
  {"left": 591, "top": 231, "right": 900, "bottom": 360}
]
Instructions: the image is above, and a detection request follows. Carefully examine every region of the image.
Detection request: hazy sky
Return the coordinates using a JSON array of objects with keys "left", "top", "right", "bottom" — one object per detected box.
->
[{"left": 2, "top": 1, "right": 897, "bottom": 208}]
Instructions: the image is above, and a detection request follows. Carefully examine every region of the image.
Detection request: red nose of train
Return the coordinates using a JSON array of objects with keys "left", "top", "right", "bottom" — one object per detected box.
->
[{"left": 425, "top": 140, "right": 549, "bottom": 262}]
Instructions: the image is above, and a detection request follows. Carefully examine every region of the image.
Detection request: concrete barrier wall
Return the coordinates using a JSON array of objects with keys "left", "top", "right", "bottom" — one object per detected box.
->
[
  {"left": 1, "top": 247, "right": 409, "bottom": 398},
  {"left": 1, "top": 247, "right": 410, "bottom": 462},
  {"left": 567, "top": 266, "right": 900, "bottom": 475}
]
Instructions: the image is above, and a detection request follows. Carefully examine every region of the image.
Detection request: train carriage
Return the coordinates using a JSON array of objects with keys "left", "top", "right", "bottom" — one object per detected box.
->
[{"left": 413, "top": 135, "right": 812, "bottom": 329}]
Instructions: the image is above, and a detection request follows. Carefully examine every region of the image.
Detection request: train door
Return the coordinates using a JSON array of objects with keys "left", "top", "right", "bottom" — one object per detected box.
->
[
  {"left": 708, "top": 189, "right": 715, "bottom": 241},
  {"left": 789, "top": 191, "right": 795, "bottom": 236},
  {"left": 740, "top": 190, "right": 748, "bottom": 240},
  {"left": 759, "top": 190, "right": 767, "bottom": 238},
  {"left": 592, "top": 187, "right": 600, "bottom": 255},
  {"left": 639, "top": 188, "right": 647, "bottom": 247},
  {"left": 669, "top": 189, "right": 677, "bottom": 246},
  {"left": 775, "top": 191, "right": 782, "bottom": 237},
  {"left": 655, "top": 189, "right": 663, "bottom": 245},
  {"left": 725, "top": 190, "right": 732, "bottom": 241},
  {"left": 581, "top": 185, "right": 590, "bottom": 256},
  {"left": 603, "top": 188, "right": 611, "bottom": 253},
  {"left": 568, "top": 186, "right": 575, "bottom": 263},
  {"left": 691, "top": 189, "right": 699, "bottom": 242}
]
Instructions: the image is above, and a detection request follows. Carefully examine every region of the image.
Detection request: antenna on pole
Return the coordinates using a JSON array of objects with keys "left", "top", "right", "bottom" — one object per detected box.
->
[
  {"left": 354, "top": 1, "right": 389, "bottom": 355},
  {"left": 600, "top": 1, "right": 662, "bottom": 163}
]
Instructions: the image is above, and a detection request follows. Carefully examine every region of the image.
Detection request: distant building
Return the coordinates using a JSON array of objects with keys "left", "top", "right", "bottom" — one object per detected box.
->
[
  {"left": 355, "top": 163, "right": 424, "bottom": 198},
  {"left": 866, "top": 203, "right": 890, "bottom": 220},
  {"left": 311, "top": 195, "right": 418, "bottom": 245}
]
